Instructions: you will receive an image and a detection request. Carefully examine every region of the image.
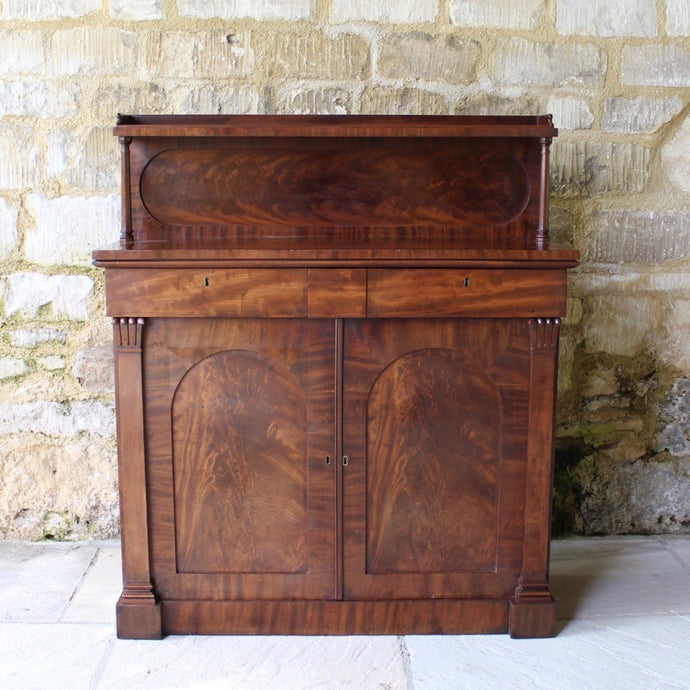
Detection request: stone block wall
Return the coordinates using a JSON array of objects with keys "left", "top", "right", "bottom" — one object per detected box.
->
[{"left": 0, "top": 0, "right": 688, "bottom": 539}]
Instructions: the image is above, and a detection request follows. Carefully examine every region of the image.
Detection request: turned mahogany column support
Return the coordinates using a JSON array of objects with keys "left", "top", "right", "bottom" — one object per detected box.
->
[
  {"left": 537, "top": 132, "right": 553, "bottom": 250},
  {"left": 119, "top": 135, "right": 133, "bottom": 244},
  {"left": 509, "top": 317, "right": 560, "bottom": 638},
  {"left": 112, "top": 317, "right": 162, "bottom": 639}
]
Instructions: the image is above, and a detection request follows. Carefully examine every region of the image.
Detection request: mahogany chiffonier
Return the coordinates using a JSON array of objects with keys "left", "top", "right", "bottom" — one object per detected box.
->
[{"left": 93, "top": 115, "right": 579, "bottom": 639}]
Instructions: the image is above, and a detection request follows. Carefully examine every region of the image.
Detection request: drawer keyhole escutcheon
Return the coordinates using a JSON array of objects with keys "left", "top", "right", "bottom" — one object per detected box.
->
[
  {"left": 324, "top": 456, "right": 331, "bottom": 465},
  {"left": 342, "top": 455, "right": 349, "bottom": 466},
  {"left": 464, "top": 277, "right": 471, "bottom": 287},
  {"left": 204, "top": 277, "right": 210, "bottom": 287}
]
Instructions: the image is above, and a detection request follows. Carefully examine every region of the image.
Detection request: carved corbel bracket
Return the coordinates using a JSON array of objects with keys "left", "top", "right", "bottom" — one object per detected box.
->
[
  {"left": 529, "top": 317, "right": 560, "bottom": 351},
  {"left": 113, "top": 317, "right": 144, "bottom": 349}
]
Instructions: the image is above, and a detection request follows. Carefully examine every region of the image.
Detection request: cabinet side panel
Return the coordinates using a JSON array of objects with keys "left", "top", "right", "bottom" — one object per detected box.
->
[{"left": 172, "top": 350, "right": 308, "bottom": 574}]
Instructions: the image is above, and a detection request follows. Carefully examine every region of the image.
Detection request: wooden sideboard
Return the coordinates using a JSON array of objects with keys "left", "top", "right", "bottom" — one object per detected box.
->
[{"left": 93, "top": 115, "right": 578, "bottom": 639}]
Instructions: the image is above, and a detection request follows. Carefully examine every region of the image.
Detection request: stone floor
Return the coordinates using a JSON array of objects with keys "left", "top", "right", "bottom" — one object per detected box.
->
[{"left": 1, "top": 536, "right": 690, "bottom": 689}]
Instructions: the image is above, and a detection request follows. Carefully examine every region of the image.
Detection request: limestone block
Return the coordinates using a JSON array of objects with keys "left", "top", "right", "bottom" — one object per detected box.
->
[
  {"left": 265, "top": 31, "right": 369, "bottom": 80},
  {"left": 378, "top": 33, "right": 480, "bottom": 84},
  {"left": 0, "top": 79, "right": 80, "bottom": 118},
  {"left": 174, "top": 86, "right": 261, "bottom": 114},
  {"left": 5, "top": 273, "right": 94, "bottom": 321},
  {"left": 583, "top": 295, "right": 661, "bottom": 356},
  {"left": 571, "top": 272, "right": 690, "bottom": 294},
  {"left": 178, "top": 0, "right": 314, "bottom": 20},
  {"left": 47, "top": 128, "right": 118, "bottom": 191},
  {"left": 549, "top": 203, "right": 577, "bottom": 245},
  {"left": 590, "top": 458, "right": 690, "bottom": 533},
  {"left": 547, "top": 96, "right": 594, "bottom": 130},
  {"left": 51, "top": 27, "right": 137, "bottom": 77},
  {"left": 57, "top": 128, "right": 119, "bottom": 192},
  {"left": 0, "top": 0, "right": 100, "bottom": 20},
  {"left": 582, "top": 364, "right": 621, "bottom": 398},
  {"left": 0, "top": 123, "right": 41, "bottom": 191},
  {"left": 24, "top": 194, "right": 119, "bottom": 266},
  {"left": 564, "top": 297, "right": 584, "bottom": 326},
  {"left": 9, "top": 329, "right": 67, "bottom": 348},
  {"left": 587, "top": 210, "right": 690, "bottom": 265},
  {"left": 39, "top": 356, "right": 66, "bottom": 371},
  {"left": 557, "top": 332, "right": 577, "bottom": 391},
  {"left": 110, "top": 0, "right": 165, "bottom": 20},
  {"left": 72, "top": 346, "right": 114, "bottom": 393},
  {"left": 331, "top": 0, "right": 438, "bottom": 23},
  {"left": 551, "top": 141, "right": 650, "bottom": 196},
  {"left": 143, "top": 30, "right": 253, "bottom": 79},
  {"left": 641, "top": 274, "right": 690, "bottom": 292},
  {"left": 0, "top": 357, "right": 29, "bottom": 380},
  {"left": 0, "top": 401, "right": 115, "bottom": 437},
  {"left": 556, "top": 0, "right": 656, "bottom": 37},
  {"left": 360, "top": 88, "right": 448, "bottom": 115},
  {"left": 621, "top": 45, "right": 690, "bottom": 86},
  {"left": 667, "top": 0, "right": 690, "bottom": 36},
  {"left": 0, "top": 436, "right": 118, "bottom": 540},
  {"left": 661, "top": 113, "right": 690, "bottom": 193},
  {"left": 450, "top": 0, "right": 545, "bottom": 29},
  {"left": 492, "top": 38, "right": 606, "bottom": 87},
  {"left": 0, "top": 199, "right": 18, "bottom": 261},
  {"left": 46, "top": 129, "right": 70, "bottom": 180},
  {"left": 92, "top": 83, "right": 170, "bottom": 120},
  {"left": 454, "top": 93, "right": 540, "bottom": 116},
  {"left": 659, "top": 303, "right": 690, "bottom": 372},
  {"left": 0, "top": 31, "right": 44, "bottom": 75},
  {"left": 274, "top": 87, "right": 353, "bottom": 114},
  {"left": 604, "top": 96, "right": 683, "bottom": 133}
]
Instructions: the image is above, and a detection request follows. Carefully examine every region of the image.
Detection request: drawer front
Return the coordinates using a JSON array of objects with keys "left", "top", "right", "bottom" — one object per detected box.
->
[
  {"left": 308, "top": 268, "right": 366, "bottom": 318},
  {"left": 367, "top": 269, "right": 567, "bottom": 318},
  {"left": 105, "top": 268, "right": 307, "bottom": 317}
]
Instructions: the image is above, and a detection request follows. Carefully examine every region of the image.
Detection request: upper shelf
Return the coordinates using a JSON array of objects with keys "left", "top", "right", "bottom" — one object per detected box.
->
[
  {"left": 109, "top": 114, "right": 565, "bottom": 250},
  {"left": 114, "top": 114, "right": 558, "bottom": 139}
]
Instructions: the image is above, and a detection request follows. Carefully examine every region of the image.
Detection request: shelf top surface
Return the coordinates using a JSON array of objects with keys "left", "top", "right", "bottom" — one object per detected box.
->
[
  {"left": 114, "top": 114, "right": 558, "bottom": 139},
  {"left": 92, "top": 234, "right": 579, "bottom": 267}
]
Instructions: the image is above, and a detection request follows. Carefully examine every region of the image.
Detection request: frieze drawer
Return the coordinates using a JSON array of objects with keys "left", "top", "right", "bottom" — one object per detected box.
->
[
  {"left": 367, "top": 268, "right": 568, "bottom": 318},
  {"left": 104, "top": 268, "right": 308, "bottom": 317}
]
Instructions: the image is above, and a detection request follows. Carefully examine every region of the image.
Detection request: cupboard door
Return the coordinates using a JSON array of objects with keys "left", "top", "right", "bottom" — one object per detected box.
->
[
  {"left": 144, "top": 318, "right": 336, "bottom": 601},
  {"left": 342, "top": 319, "right": 531, "bottom": 600}
]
